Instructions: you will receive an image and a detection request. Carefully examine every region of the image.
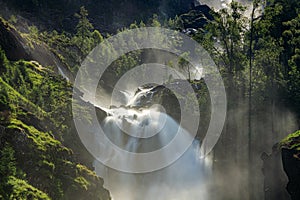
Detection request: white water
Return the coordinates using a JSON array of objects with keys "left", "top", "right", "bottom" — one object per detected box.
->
[
  {"left": 197, "top": 0, "right": 252, "bottom": 10},
  {"left": 57, "top": 65, "right": 69, "bottom": 81},
  {"left": 197, "top": 0, "right": 254, "bottom": 17},
  {"left": 93, "top": 87, "right": 213, "bottom": 200}
]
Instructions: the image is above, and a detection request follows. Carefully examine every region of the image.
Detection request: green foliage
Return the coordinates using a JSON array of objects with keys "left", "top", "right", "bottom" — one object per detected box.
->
[
  {"left": 0, "top": 84, "right": 10, "bottom": 112},
  {"left": 7, "top": 177, "right": 51, "bottom": 200},
  {"left": 8, "top": 119, "right": 60, "bottom": 151},
  {"left": 0, "top": 144, "right": 16, "bottom": 179},
  {"left": 178, "top": 52, "right": 191, "bottom": 81},
  {"left": 0, "top": 145, "right": 48, "bottom": 200},
  {"left": 0, "top": 45, "right": 110, "bottom": 199},
  {"left": 191, "top": 0, "right": 300, "bottom": 113},
  {"left": 1, "top": 0, "right": 300, "bottom": 199},
  {"left": 74, "top": 6, "right": 95, "bottom": 57},
  {"left": 198, "top": 1, "right": 247, "bottom": 78},
  {"left": 150, "top": 14, "right": 161, "bottom": 27},
  {"left": 281, "top": 130, "right": 300, "bottom": 150},
  {"left": 8, "top": 15, "right": 18, "bottom": 24},
  {"left": 74, "top": 176, "right": 90, "bottom": 190}
]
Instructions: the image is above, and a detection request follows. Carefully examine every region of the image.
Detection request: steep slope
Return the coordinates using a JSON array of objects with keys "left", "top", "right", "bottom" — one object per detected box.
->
[
  {"left": 0, "top": 41, "right": 110, "bottom": 199},
  {"left": 0, "top": 17, "right": 73, "bottom": 80}
]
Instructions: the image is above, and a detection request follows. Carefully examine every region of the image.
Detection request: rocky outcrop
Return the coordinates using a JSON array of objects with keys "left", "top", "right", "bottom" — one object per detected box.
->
[
  {"left": 0, "top": 17, "right": 74, "bottom": 81},
  {"left": 0, "top": 18, "right": 30, "bottom": 60},
  {"left": 179, "top": 4, "right": 213, "bottom": 30},
  {"left": 281, "top": 130, "right": 300, "bottom": 200},
  {"left": 0, "top": 45, "right": 111, "bottom": 199},
  {"left": 0, "top": 121, "right": 111, "bottom": 200},
  {"left": 282, "top": 149, "right": 300, "bottom": 200},
  {"left": 261, "top": 145, "right": 291, "bottom": 200}
]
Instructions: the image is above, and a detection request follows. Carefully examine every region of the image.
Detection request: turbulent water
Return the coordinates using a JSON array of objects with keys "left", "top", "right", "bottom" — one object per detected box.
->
[
  {"left": 93, "top": 87, "right": 213, "bottom": 200},
  {"left": 197, "top": 0, "right": 254, "bottom": 17},
  {"left": 197, "top": 0, "right": 252, "bottom": 10}
]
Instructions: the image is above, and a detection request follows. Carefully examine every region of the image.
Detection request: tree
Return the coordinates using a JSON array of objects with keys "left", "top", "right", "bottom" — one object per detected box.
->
[
  {"left": 75, "top": 6, "right": 93, "bottom": 39},
  {"left": 248, "top": 1, "right": 264, "bottom": 198},
  {"left": 74, "top": 6, "right": 94, "bottom": 57},
  {"left": 0, "top": 144, "right": 16, "bottom": 178},
  {"left": 178, "top": 52, "right": 191, "bottom": 81},
  {"left": 0, "top": 144, "right": 17, "bottom": 198},
  {"left": 202, "top": 1, "right": 247, "bottom": 87},
  {"left": 283, "top": 13, "right": 300, "bottom": 115}
]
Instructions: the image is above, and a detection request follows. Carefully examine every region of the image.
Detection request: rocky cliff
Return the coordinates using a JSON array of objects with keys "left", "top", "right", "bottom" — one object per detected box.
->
[
  {"left": 281, "top": 130, "right": 300, "bottom": 200},
  {"left": 0, "top": 17, "right": 110, "bottom": 200}
]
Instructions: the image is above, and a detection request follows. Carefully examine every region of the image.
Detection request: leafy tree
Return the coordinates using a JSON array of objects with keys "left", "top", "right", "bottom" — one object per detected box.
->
[{"left": 201, "top": 1, "right": 247, "bottom": 82}]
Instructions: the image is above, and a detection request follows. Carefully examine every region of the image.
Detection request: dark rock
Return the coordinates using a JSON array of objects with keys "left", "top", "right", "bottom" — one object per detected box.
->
[
  {"left": 0, "top": 18, "right": 30, "bottom": 60},
  {"left": 261, "top": 145, "right": 291, "bottom": 200},
  {"left": 282, "top": 148, "right": 300, "bottom": 200},
  {"left": 0, "top": 17, "right": 74, "bottom": 81},
  {"left": 179, "top": 4, "right": 214, "bottom": 30}
]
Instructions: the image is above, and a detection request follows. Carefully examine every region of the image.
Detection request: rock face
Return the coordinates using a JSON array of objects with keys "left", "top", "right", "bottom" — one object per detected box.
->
[
  {"left": 0, "top": 122, "right": 111, "bottom": 200},
  {"left": 0, "top": 25, "right": 111, "bottom": 198},
  {"left": 124, "top": 80, "right": 209, "bottom": 140},
  {"left": 281, "top": 130, "right": 300, "bottom": 200},
  {"left": 0, "top": 17, "right": 73, "bottom": 81},
  {"left": 282, "top": 149, "right": 300, "bottom": 200},
  {"left": 0, "top": 18, "right": 30, "bottom": 60},
  {"left": 261, "top": 146, "right": 291, "bottom": 200},
  {"left": 179, "top": 4, "right": 213, "bottom": 30}
]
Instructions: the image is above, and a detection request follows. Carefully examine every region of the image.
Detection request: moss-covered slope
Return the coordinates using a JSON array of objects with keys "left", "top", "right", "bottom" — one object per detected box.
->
[{"left": 0, "top": 47, "right": 110, "bottom": 199}]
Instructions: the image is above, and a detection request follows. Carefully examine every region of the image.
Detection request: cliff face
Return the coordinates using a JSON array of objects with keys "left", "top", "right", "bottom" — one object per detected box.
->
[
  {"left": 261, "top": 146, "right": 291, "bottom": 200},
  {"left": 0, "top": 18, "right": 30, "bottom": 61},
  {"left": 0, "top": 18, "right": 111, "bottom": 199},
  {"left": 282, "top": 149, "right": 300, "bottom": 200},
  {"left": 281, "top": 130, "right": 300, "bottom": 200},
  {"left": 0, "top": 18, "right": 74, "bottom": 80}
]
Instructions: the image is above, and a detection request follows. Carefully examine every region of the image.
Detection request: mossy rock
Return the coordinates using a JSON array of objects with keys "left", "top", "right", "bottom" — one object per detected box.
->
[
  {"left": 281, "top": 130, "right": 300, "bottom": 161},
  {"left": 281, "top": 130, "right": 300, "bottom": 151},
  {"left": 7, "top": 176, "right": 51, "bottom": 200}
]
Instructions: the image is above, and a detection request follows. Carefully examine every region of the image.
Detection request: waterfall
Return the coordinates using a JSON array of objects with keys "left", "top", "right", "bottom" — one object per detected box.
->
[
  {"left": 57, "top": 65, "right": 69, "bottom": 81},
  {"left": 93, "top": 86, "right": 213, "bottom": 200},
  {"left": 197, "top": 0, "right": 254, "bottom": 17}
]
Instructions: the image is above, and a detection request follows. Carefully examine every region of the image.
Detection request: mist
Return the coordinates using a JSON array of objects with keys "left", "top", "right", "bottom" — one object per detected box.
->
[
  {"left": 89, "top": 47, "right": 299, "bottom": 200},
  {"left": 197, "top": 0, "right": 253, "bottom": 10}
]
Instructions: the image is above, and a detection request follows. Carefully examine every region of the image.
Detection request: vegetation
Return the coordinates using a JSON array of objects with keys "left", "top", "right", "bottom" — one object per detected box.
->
[
  {"left": 0, "top": 0, "right": 300, "bottom": 199},
  {"left": 0, "top": 44, "right": 110, "bottom": 199},
  {"left": 281, "top": 130, "right": 300, "bottom": 151}
]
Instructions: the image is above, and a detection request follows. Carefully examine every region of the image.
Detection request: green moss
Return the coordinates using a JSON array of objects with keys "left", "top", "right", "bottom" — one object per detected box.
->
[
  {"left": 7, "top": 119, "right": 60, "bottom": 151},
  {"left": 76, "top": 164, "right": 97, "bottom": 177},
  {"left": 74, "top": 176, "right": 90, "bottom": 191},
  {"left": 281, "top": 130, "right": 300, "bottom": 150},
  {"left": 38, "top": 160, "right": 55, "bottom": 171},
  {"left": 8, "top": 176, "right": 51, "bottom": 200},
  {"left": 0, "top": 77, "right": 47, "bottom": 119},
  {"left": 0, "top": 33, "right": 110, "bottom": 200}
]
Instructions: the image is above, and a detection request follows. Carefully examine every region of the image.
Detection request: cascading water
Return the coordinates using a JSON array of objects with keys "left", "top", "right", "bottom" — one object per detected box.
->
[
  {"left": 93, "top": 86, "right": 213, "bottom": 200},
  {"left": 197, "top": 0, "right": 252, "bottom": 10}
]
